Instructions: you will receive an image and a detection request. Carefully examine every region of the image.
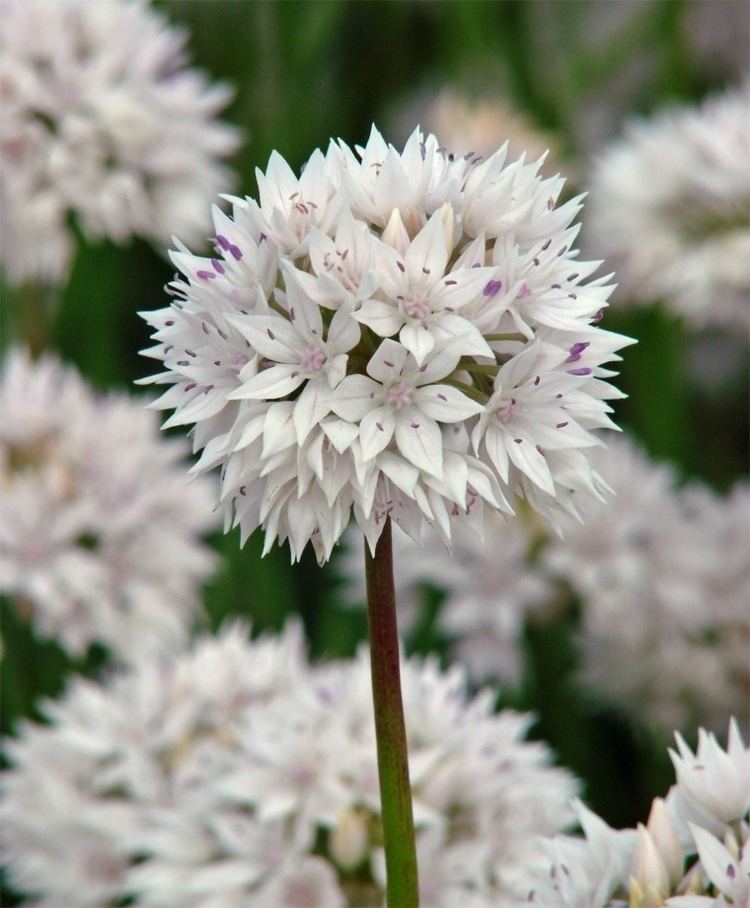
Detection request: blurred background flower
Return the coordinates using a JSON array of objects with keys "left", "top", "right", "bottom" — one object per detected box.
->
[{"left": 0, "top": 348, "right": 219, "bottom": 663}]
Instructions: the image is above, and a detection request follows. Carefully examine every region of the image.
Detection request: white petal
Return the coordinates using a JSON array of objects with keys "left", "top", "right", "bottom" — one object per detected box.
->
[
  {"left": 482, "top": 423, "right": 510, "bottom": 481},
  {"left": 293, "top": 381, "right": 330, "bottom": 445},
  {"left": 377, "top": 451, "right": 419, "bottom": 496},
  {"left": 329, "top": 374, "right": 382, "bottom": 421},
  {"left": 689, "top": 825, "right": 737, "bottom": 899},
  {"left": 367, "top": 339, "right": 409, "bottom": 383},
  {"left": 433, "top": 313, "right": 494, "bottom": 358},
  {"left": 405, "top": 205, "right": 451, "bottom": 284},
  {"left": 507, "top": 435, "right": 555, "bottom": 494},
  {"left": 327, "top": 304, "right": 360, "bottom": 353},
  {"left": 229, "top": 365, "right": 305, "bottom": 400},
  {"left": 394, "top": 411, "right": 443, "bottom": 477},
  {"left": 262, "top": 401, "right": 296, "bottom": 457},
  {"left": 416, "top": 384, "right": 483, "bottom": 423},
  {"left": 400, "top": 321, "right": 435, "bottom": 365},
  {"left": 354, "top": 299, "right": 403, "bottom": 337},
  {"left": 283, "top": 266, "right": 324, "bottom": 340},
  {"left": 359, "top": 407, "right": 395, "bottom": 461},
  {"left": 227, "top": 314, "right": 301, "bottom": 363}
]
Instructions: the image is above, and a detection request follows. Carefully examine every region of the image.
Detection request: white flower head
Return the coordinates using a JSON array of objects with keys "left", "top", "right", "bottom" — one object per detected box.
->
[
  {"left": 0, "top": 0, "right": 239, "bottom": 286},
  {"left": 141, "top": 125, "right": 632, "bottom": 563},
  {"left": 588, "top": 83, "right": 750, "bottom": 335},
  {"left": 0, "top": 348, "right": 218, "bottom": 661},
  {"left": 1, "top": 623, "right": 579, "bottom": 907}
]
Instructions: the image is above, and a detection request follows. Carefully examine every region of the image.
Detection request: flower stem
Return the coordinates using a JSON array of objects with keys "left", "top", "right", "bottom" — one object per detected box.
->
[{"left": 364, "top": 519, "right": 419, "bottom": 907}]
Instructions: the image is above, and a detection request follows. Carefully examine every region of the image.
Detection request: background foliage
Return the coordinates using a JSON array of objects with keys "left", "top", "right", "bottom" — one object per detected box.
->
[{"left": 2, "top": 0, "right": 747, "bottom": 844}]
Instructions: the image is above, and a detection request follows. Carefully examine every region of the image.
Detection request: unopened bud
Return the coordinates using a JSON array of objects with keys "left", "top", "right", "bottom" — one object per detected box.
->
[
  {"left": 629, "top": 824, "right": 670, "bottom": 907},
  {"left": 330, "top": 807, "right": 370, "bottom": 870},
  {"left": 382, "top": 208, "right": 410, "bottom": 254},
  {"left": 646, "top": 798, "right": 684, "bottom": 886}
]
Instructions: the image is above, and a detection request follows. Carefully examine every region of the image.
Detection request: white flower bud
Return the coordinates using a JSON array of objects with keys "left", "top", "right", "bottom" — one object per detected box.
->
[
  {"left": 629, "top": 824, "right": 670, "bottom": 906},
  {"left": 329, "top": 808, "right": 370, "bottom": 870},
  {"left": 646, "top": 798, "right": 684, "bottom": 886}
]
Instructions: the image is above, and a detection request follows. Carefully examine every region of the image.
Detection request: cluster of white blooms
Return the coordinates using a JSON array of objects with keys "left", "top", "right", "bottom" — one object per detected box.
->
[
  {"left": 0, "top": 349, "right": 218, "bottom": 660},
  {"left": 1, "top": 621, "right": 580, "bottom": 907},
  {"left": 588, "top": 84, "right": 750, "bottom": 335},
  {"left": 140, "top": 124, "right": 632, "bottom": 564},
  {"left": 338, "top": 510, "right": 550, "bottom": 685},
  {"left": 516, "top": 719, "right": 750, "bottom": 907},
  {"left": 0, "top": 0, "right": 239, "bottom": 286},
  {"left": 545, "top": 437, "right": 750, "bottom": 734}
]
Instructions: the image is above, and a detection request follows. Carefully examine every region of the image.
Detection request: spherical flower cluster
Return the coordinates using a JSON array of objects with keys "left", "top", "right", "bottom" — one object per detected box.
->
[
  {"left": 0, "top": 0, "right": 239, "bottom": 286},
  {"left": 517, "top": 719, "right": 750, "bottom": 907},
  {"left": 544, "top": 436, "right": 750, "bottom": 734},
  {"left": 0, "top": 348, "right": 218, "bottom": 660},
  {"left": 141, "top": 125, "right": 632, "bottom": 564},
  {"left": 1, "top": 621, "right": 580, "bottom": 907},
  {"left": 338, "top": 510, "right": 550, "bottom": 685},
  {"left": 588, "top": 84, "right": 750, "bottom": 335}
]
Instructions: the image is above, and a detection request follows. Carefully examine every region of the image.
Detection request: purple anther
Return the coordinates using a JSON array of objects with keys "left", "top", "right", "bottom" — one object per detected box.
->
[
  {"left": 397, "top": 261, "right": 406, "bottom": 272},
  {"left": 565, "top": 341, "right": 590, "bottom": 363},
  {"left": 185, "top": 349, "right": 197, "bottom": 357},
  {"left": 727, "top": 865, "right": 736, "bottom": 879},
  {"left": 289, "top": 307, "right": 296, "bottom": 321},
  {"left": 229, "top": 244, "right": 243, "bottom": 261},
  {"left": 556, "top": 422, "right": 568, "bottom": 429},
  {"left": 201, "top": 322, "right": 209, "bottom": 334},
  {"left": 196, "top": 270, "right": 215, "bottom": 280},
  {"left": 514, "top": 438, "right": 523, "bottom": 443},
  {"left": 541, "top": 239, "right": 551, "bottom": 251},
  {"left": 212, "top": 258, "right": 225, "bottom": 274},
  {"left": 259, "top": 232, "right": 268, "bottom": 244},
  {"left": 266, "top": 328, "right": 275, "bottom": 340},
  {"left": 592, "top": 309, "right": 604, "bottom": 323},
  {"left": 567, "top": 367, "right": 592, "bottom": 376},
  {"left": 184, "top": 383, "right": 197, "bottom": 392},
  {"left": 165, "top": 319, "right": 174, "bottom": 326},
  {"left": 216, "top": 234, "right": 231, "bottom": 250},
  {"left": 534, "top": 375, "right": 540, "bottom": 386},
  {"left": 483, "top": 279, "right": 502, "bottom": 298},
  {"left": 438, "top": 393, "right": 447, "bottom": 401},
  {"left": 411, "top": 422, "right": 420, "bottom": 429},
  {"left": 239, "top": 485, "right": 247, "bottom": 496},
  {"left": 204, "top": 385, "right": 214, "bottom": 394},
  {"left": 445, "top": 279, "right": 457, "bottom": 286},
  {"left": 376, "top": 422, "right": 384, "bottom": 431}
]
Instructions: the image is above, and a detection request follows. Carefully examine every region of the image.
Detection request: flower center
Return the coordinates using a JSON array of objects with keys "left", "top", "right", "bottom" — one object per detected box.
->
[
  {"left": 302, "top": 347, "right": 327, "bottom": 373},
  {"left": 403, "top": 296, "right": 430, "bottom": 320},
  {"left": 497, "top": 398, "right": 517, "bottom": 422},
  {"left": 385, "top": 382, "right": 413, "bottom": 408}
]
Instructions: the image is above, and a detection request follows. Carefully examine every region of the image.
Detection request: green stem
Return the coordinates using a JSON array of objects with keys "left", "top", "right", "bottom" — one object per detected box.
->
[
  {"left": 364, "top": 519, "right": 419, "bottom": 907},
  {"left": 443, "top": 377, "right": 488, "bottom": 403}
]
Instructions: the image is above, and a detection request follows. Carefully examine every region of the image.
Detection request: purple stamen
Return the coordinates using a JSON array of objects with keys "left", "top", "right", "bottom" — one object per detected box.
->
[
  {"left": 212, "top": 258, "right": 225, "bottom": 274},
  {"left": 397, "top": 261, "right": 406, "bottom": 272},
  {"left": 567, "top": 367, "right": 592, "bottom": 376},
  {"left": 565, "top": 341, "right": 590, "bottom": 364},
  {"left": 556, "top": 422, "right": 568, "bottom": 429},
  {"left": 196, "top": 270, "right": 215, "bottom": 281},
  {"left": 483, "top": 279, "right": 502, "bottom": 298},
  {"left": 592, "top": 308, "right": 604, "bottom": 323},
  {"left": 229, "top": 244, "right": 243, "bottom": 261},
  {"left": 216, "top": 234, "right": 231, "bottom": 250}
]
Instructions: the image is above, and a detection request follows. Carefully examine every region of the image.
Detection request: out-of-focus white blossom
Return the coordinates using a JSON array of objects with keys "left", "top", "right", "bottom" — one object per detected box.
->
[
  {"left": 543, "top": 435, "right": 750, "bottom": 734},
  {"left": 1, "top": 621, "right": 580, "bottom": 907},
  {"left": 518, "top": 720, "right": 750, "bottom": 908},
  {"left": 588, "top": 84, "right": 750, "bottom": 335},
  {"left": 392, "top": 88, "right": 567, "bottom": 178},
  {"left": 140, "top": 124, "right": 632, "bottom": 564},
  {"left": 0, "top": 348, "right": 218, "bottom": 660},
  {"left": 0, "top": 0, "right": 239, "bottom": 286},
  {"left": 337, "top": 511, "right": 549, "bottom": 684}
]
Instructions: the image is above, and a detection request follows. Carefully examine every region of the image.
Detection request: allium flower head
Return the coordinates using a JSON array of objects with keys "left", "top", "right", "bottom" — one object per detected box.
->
[
  {"left": 141, "top": 126, "right": 632, "bottom": 563},
  {"left": 0, "top": 0, "right": 239, "bottom": 286},
  {"left": 1, "top": 622, "right": 579, "bottom": 907},
  {"left": 0, "top": 349, "right": 218, "bottom": 660},
  {"left": 588, "top": 84, "right": 750, "bottom": 334}
]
